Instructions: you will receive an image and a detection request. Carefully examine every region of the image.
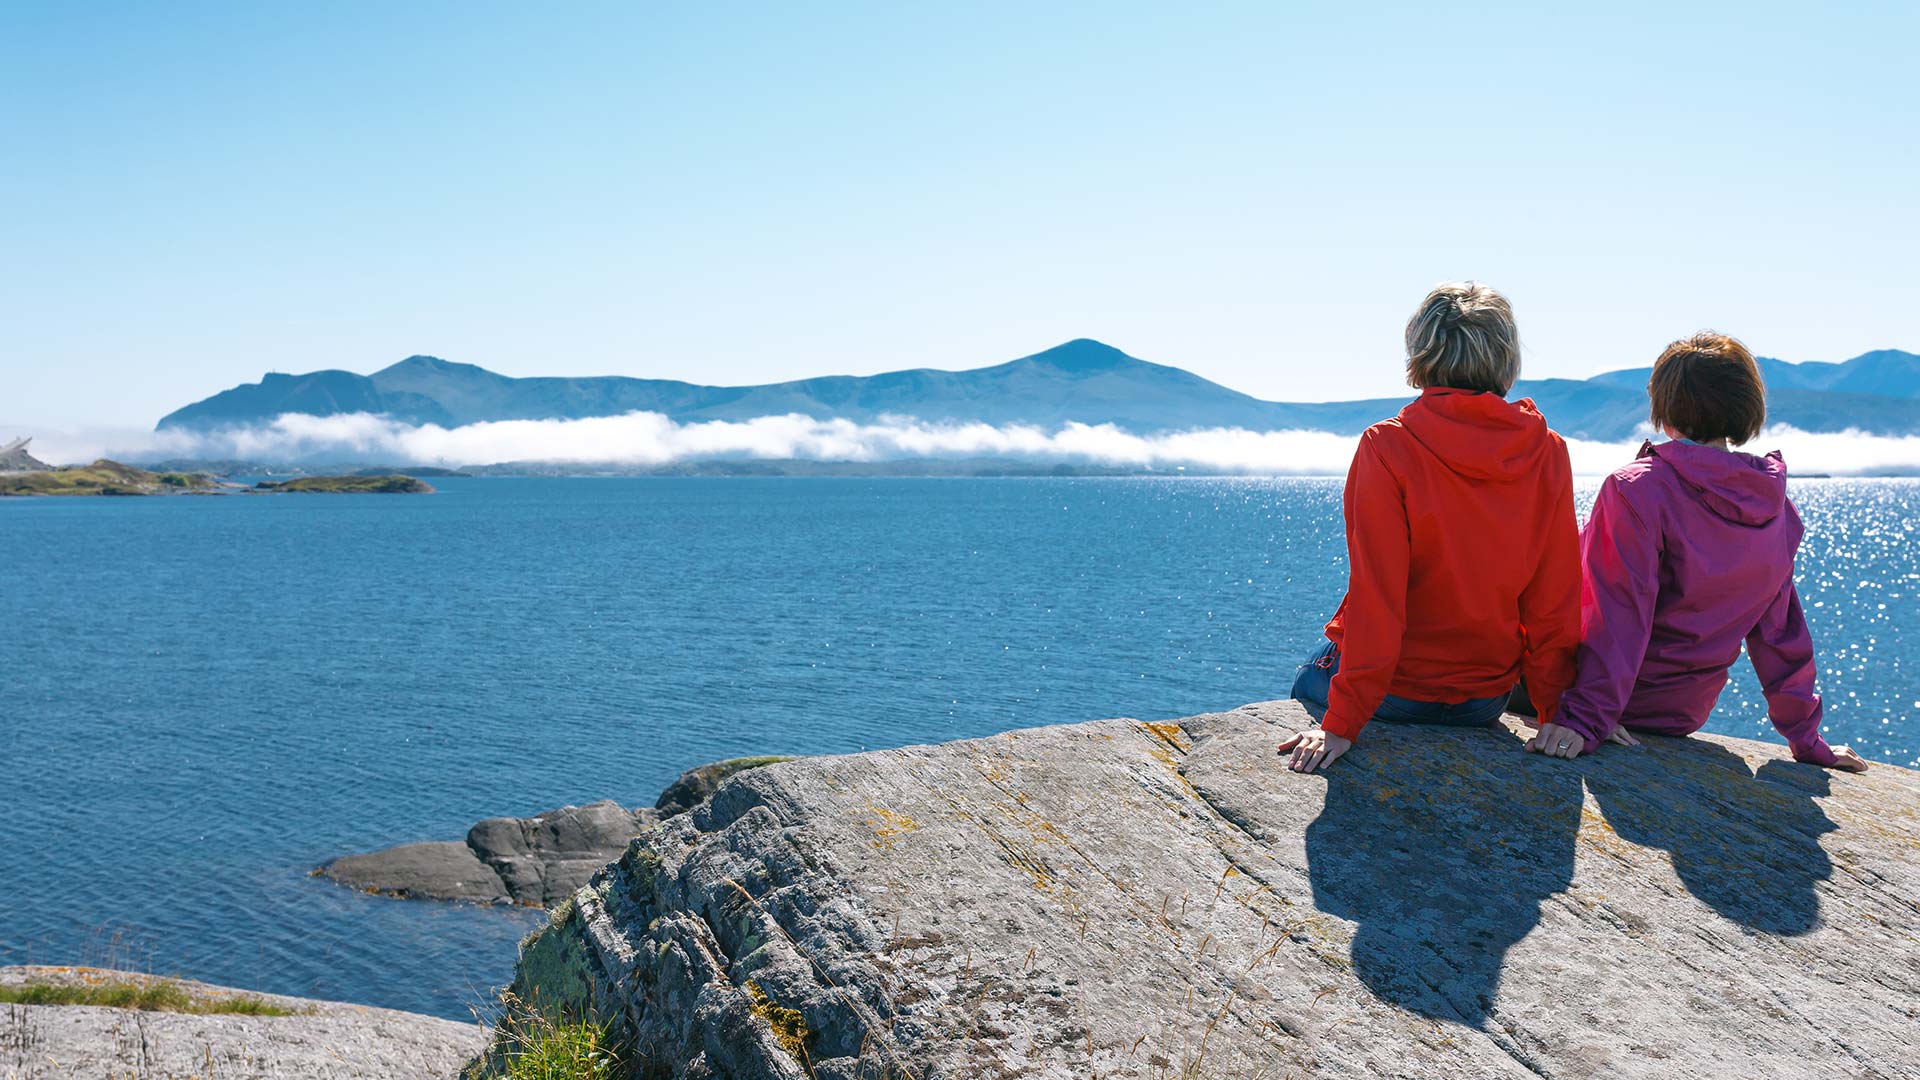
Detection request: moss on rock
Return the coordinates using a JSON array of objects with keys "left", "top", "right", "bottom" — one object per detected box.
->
[
  {"left": 510, "top": 900, "right": 598, "bottom": 1020},
  {"left": 744, "top": 980, "right": 811, "bottom": 1064}
]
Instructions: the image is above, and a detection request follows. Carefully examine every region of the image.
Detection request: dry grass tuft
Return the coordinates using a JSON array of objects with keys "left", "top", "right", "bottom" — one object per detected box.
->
[{"left": 0, "top": 977, "right": 297, "bottom": 1016}]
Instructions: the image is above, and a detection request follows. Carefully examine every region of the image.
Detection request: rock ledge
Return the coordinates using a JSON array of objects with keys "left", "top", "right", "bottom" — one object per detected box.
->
[
  {"left": 0, "top": 965, "right": 483, "bottom": 1080},
  {"left": 504, "top": 700, "right": 1920, "bottom": 1079}
]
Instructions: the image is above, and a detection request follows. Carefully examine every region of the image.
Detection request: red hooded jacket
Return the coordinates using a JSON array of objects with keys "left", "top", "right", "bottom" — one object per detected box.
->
[{"left": 1320, "top": 388, "right": 1581, "bottom": 742}]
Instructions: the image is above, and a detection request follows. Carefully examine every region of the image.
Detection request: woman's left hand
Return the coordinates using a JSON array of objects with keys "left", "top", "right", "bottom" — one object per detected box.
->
[{"left": 1278, "top": 728, "right": 1352, "bottom": 773}]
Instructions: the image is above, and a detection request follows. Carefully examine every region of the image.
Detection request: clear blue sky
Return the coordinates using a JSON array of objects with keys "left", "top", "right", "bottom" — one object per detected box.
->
[{"left": 3, "top": 1, "right": 1915, "bottom": 428}]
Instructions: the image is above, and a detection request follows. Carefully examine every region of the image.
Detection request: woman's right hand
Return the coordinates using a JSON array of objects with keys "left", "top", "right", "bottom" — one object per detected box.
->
[{"left": 1278, "top": 728, "right": 1353, "bottom": 773}]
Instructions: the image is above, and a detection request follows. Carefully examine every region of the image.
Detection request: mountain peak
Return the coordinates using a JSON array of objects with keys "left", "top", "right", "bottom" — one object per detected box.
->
[
  {"left": 154, "top": 340, "right": 1920, "bottom": 443},
  {"left": 1015, "top": 338, "right": 1141, "bottom": 374},
  {"left": 375, "top": 355, "right": 484, "bottom": 377}
]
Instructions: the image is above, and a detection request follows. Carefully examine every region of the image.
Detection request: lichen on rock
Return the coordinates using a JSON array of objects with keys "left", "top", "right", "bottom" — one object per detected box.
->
[
  {"left": 744, "top": 980, "right": 811, "bottom": 1064},
  {"left": 512, "top": 902, "right": 600, "bottom": 1020}
]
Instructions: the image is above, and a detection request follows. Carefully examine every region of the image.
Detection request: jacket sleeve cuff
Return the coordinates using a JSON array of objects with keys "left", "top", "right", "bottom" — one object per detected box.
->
[
  {"left": 1320, "top": 712, "right": 1366, "bottom": 743},
  {"left": 1791, "top": 737, "right": 1838, "bottom": 767},
  {"left": 1552, "top": 711, "right": 1609, "bottom": 754}
]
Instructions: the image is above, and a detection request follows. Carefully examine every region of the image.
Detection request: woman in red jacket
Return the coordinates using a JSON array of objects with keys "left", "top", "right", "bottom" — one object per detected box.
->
[{"left": 1280, "top": 282, "right": 1582, "bottom": 772}]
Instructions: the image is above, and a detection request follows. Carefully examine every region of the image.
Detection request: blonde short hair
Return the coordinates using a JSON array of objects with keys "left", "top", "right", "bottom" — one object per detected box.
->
[{"left": 1404, "top": 281, "right": 1521, "bottom": 395}]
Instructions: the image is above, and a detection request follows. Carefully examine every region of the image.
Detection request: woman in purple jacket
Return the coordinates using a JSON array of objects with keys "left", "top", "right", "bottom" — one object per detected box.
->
[{"left": 1528, "top": 332, "right": 1868, "bottom": 771}]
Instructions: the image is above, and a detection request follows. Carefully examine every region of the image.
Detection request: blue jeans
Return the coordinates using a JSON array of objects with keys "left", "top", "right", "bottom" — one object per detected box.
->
[{"left": 1290, "top": 639, "right": 1509, "bottom": 727}]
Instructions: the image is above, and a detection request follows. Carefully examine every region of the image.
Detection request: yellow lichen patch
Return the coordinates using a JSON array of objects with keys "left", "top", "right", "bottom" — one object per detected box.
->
[
  {"left": 744, "top": 980, "right": 811, "bottom": 1063},
  {"left": 864, "top": 805, "right": 922, "bottom": 850},
  {"left": 1575, "top": 804, "right": 1655, "bottom": 862},
  {"left": 1143, "top": 742, "right": 1178, "bottom": 773},
  {"left": 1140, "top": 721, "right": 1191, "bottom": 753},
  {"left": 1137, "top": 738, "right": 1207, "bottom": 807}
]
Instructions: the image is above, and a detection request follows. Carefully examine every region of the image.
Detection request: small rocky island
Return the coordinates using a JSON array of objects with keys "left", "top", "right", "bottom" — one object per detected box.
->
[
  {"left": 318, "top": 757, "right": 788, "bottom": 906},
  {"left": 254, "top": 474, "right": 436, "bottom": 493},
  {"left": 493, "top": 700, "right": 1920, "bottom": 1079}
]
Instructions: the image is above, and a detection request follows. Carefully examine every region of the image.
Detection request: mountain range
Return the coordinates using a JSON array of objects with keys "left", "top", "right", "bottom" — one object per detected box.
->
[{"left": 157, "top": 339, "right": 1920, "bottom": 442}]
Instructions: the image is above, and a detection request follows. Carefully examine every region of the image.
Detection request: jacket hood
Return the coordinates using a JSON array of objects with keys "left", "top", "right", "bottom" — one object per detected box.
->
[
  {"left": 1396, "top": 388, "right": 1557, "bottom": 481},
  {"left": 1646, "top": 439, "right": 1789, "bottom": 525}
]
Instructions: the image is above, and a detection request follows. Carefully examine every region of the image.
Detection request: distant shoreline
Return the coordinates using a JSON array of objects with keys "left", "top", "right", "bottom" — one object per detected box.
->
[{"left": 0, "top": 460, "right": 435, "bottom": 497}]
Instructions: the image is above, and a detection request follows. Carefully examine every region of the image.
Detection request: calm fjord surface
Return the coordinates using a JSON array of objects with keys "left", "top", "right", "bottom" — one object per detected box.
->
[{"left": 3, "top": 477, "right": 1916, "bottom": 1019}]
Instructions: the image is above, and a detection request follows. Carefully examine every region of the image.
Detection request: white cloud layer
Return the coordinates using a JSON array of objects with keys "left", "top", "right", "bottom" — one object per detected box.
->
[{"left": 18, "top": 412, "right": 1920, "bottom": 477}]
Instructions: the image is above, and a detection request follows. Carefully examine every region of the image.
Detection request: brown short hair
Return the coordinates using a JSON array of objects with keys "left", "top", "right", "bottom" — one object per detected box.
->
[
  {"left": 1404, "top": 282, "right": 1521, "bottom": 395},
  {"left": 1648, "top": 332, "right": 1767, "bottom": 445}
]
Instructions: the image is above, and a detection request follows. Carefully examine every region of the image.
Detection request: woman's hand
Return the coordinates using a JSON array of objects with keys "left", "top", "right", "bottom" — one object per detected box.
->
[
  {"left": 1527, "top": 722, "right": 1591, "bottom": 759},
  {"left": 1527, "top": 722, "right": 1638, "bottom": 757},
  {"left": 1278, "top": 728, "right": 1353, "bottom": 773},
  {"left": 1826, "top": 745, "right": 1870, "bottom": 772}
]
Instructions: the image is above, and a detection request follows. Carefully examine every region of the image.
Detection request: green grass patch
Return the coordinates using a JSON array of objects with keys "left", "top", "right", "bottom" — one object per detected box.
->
[
  {"left": 0, "top": 978, "right": 296, "bottom": 1016},
  {"left": 468, "top": 994, "right": 623, "bottom": 1080}
]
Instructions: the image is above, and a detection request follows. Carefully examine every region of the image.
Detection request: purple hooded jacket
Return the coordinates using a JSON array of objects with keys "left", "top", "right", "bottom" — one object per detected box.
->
[{"left": 1554, "top": 440, "right": 1836, "bottom": 765}]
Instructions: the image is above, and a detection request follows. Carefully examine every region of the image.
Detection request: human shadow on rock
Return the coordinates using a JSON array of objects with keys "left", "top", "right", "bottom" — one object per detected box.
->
[
  {"left": 1302, "top": 719, "right": 1585, "bottom": 1027},
  {"left": 1582, "top": 739, "right": 1835, "bottom": 935}
]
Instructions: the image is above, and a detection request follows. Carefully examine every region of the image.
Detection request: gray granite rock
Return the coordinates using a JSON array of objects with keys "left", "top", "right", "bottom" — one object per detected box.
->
[
  {"left": 0, "top": 965, "right": 483, "bottom": 1079},
  {"left": 319, "top": 801, "right": 654, "bottom": 906},
  {"left": 321, "top": 840, "right": 508, "bottom": 904},
  {"left": 318, "top": 759, "right": 790, "bottom": 906},
  {"left": 467, "top": 800, "right": 660, "bottom": 907},
  {"left": 654, "top": 756, "right": 796, "bottom": 818},
  {"left": 504, "top": 700, "right": 1920, "bottom": 1079}
]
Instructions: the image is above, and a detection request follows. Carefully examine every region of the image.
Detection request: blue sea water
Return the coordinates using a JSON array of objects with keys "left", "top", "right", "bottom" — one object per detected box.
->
[{"left": 3, "top": 477, "right": 1916, "bottom": 1020}]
